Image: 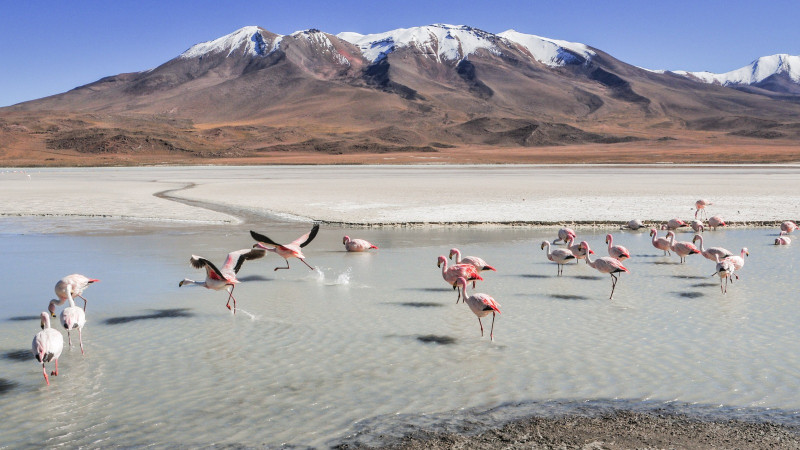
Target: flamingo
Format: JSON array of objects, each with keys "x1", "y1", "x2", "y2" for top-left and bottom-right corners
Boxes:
[
  {"x1": 449, "y1": 248, "x2": 497, "y2": 272},
  {"x1": 775, "y1": 235, "x2": 791, "y2": 245},
  {"x1": 178, "y1": 248, "x2": 266, "y2": 313},
  {"x1": 553, "y1": 227, "x2": 576, "y2": 244},
  {"x1": 727, "y1": 248, "x2": 749, "y2": 271},
  {"x1": 665, "y1": 231, "x2": 701, "y2": 263},
  {"x1": 50, "y1": 286, "x2": 86, "y2": 355},
  {"x1": 712, "y1": 254, "x2": 736, "y2": 294},
  {"x1": 604, "y1": 234, "x2": 630, "y2": 261},
  {"x1": 708, "y1": 216, "x2": 726, "y2": 230},
  {"x1": 690, "y1": 220, "x2": 704, "y2": 233},
  {"x1": 692, "y1": 234, "x2": 733, "y2": 262},
  {"x1": 540, "y1": 240, "x2": 576, "y2": 276},
  {"x1": 661, "y1": 218, "x2": 688, "y2": 231},
  {"x1": 565, "y1": 236, "x2": 593, "y2": 264},
  {"x1": 250, "y1": 223, "x2": 319, "y2": 271},
  {"x1": 32, "y1": 312, "x2": 63, "y2": 386},
  {"x1": 437, "y1": 256, "x2": 483, "y2": 301},
  {"x1": 650, "y1": 228, "x2": 672, "y2": 256},
  {"x1": 455, "y1": 277, "x2": 501, "y2": 341},
  {"x1": 343, "y1": 236, "x2": 378, "y2": 252},
  {"x1": 51, "y1": 274, "x2": 99, "y2": 314},
  {"x1": 581, "y1": 242, "x2": 630, "y2": 299},
  {"x1": 781, "y1": 221, "x2": 798, "y2": 234},
  {"x1": 695, "y1": 199, "x2": 712, "y2": 220},
  {"x1": 620, "y1": 219, "x2": 644, "y2": 230}
]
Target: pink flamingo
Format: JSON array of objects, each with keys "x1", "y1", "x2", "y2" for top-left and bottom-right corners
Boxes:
[
  {"x1": 708, "y1": 216, "x2": 726, "y2": 230},
  {"x1": 540, "y1": 240, "x2": 576, "y2": 276},
  {"x1": 455, "y1": 277, "x2": 501, "y2": 341},
  {"x1": 712, "y1": 254, "x2": 736, "y2": 294},
  {"x1": 565, "y1": 236, "x2": 593, "y2": 264},
  {"x1": 250, "y1": 223, "x2": 319, "y2": 271},
  {"x1": 605, "y1": 234, "x2": 630, "y2": 261},
  {"x1": 695, "y1": 199, "x2": 712, "y2": 220},
  {"x1": 581, "y1": 242, "x2": 630, "y2": 299},
  {"x1": 781, "y1": 221, "x2": 798, "y2": 234},
  {"x1": 437, "y1": 256, "x2": 483, "y2": 301},
  {"x1": 51, "y1": 274, "x2": 99, "y2": 314},
  {"x1": 51, "y1": 286, "x2": 86, "y2": 355},
  {"x1": 32, "y1": 312, "x2": 63, "y2": 386},
  {"x1": 179, "y1": 248, "x2": 266, "y2": 314},
  {"x1": 727, "y1": 248, "x2": 749, "y2": 271},
  {"x1": 553, "y1": 227, "x2": 576, "y2": 244},
  {"x1": 775, "y1": 235, "x2": 791, "y2": 245},
  {"x1": 650, "y1": 228, "x2": 672, "y2": 256},
  {"x1": 690, "y1": 220, "x2": 704, "y2": 233},
  {"x1": 343, "y1": 236, "x2": 378, "y2": 252},
  {"x1": 621, "y1": 219, "x2": 644, "y2": 230},
  {"x1": 692, "y1": 234, "x2": 733, "y2": 262},
  {"x1": 661, "y1": 218, "x2": 688, "y2": 231},
  {"x1": 449, "y1": 248, "x2": 496, "y2": 272},
  {"x1": 665, "y1": 231, "x2": 701, "y2": 263}
]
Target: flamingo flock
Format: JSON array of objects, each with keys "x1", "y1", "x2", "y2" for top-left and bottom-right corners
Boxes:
[{"x1": 25, "y1": 197, "x2": 796, "y2": 384}]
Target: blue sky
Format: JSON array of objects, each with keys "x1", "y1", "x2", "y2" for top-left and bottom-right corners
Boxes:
[{"x1": 1, "y1": 0, "x2": 798, "y2": 107}]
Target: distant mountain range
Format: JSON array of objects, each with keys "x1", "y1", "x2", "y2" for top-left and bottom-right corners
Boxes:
[{"x1": 2, "y1": 24, "x2": 799, "y2": 164}]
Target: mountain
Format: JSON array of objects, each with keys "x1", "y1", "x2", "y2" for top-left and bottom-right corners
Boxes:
[
  {"x1": 667, "y1": 54, "x2": 800, "y2": 95},
  {"x1": 2, "y1": 24, "x2": 800, "y2": 165}
]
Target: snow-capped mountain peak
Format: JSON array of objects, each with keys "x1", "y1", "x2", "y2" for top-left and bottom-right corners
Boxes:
[
  {"x1": 180, "y1": 26, "x2": 280, "y2": 59},
  {"x1": 498, "y1": 29, "x2": 595, "y2": 67},
  {"x1": 672, "y1": 54, "x2": 800, "y2": 86}
]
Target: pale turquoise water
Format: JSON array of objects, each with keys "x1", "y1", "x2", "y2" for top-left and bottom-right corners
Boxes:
[{"x1": 1, "y1": 218, "x2": 798, "y2": 447}]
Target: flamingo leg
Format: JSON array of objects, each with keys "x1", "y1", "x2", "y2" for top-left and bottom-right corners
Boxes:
[
  {"x1": 300, "y1": 258, "x2": 315, "y2": 270},
  {"x1": 52, "y1": 358, "x2": 59, "y2": 376},
  {"x1": 609, "y1": 273, "x2": 618, "y2": 299},
  {"x1": 78, "y1": 294, "x2": 89, "y2": 312},
  {"x1": 275, "y1": 260, "x2": 291, "y2": 271},
  {"x1": 226, "y1": 285, "x2": 237, "y2": 314},
  {"x1": 490, "y1": 312, "x2": 496, "y2": 341},
  {"x1": 78, "y1": 328, "x2": 85, "y2": 356},
  {"x1": 42, "y1": 364, "x2": 49, "y2": 385},
  {"x1": 67, "y1": 329, "x2": 73, "y2": 347},
  {"x1": 478, "y1": 317, "x2": 484, "y2": 336}
]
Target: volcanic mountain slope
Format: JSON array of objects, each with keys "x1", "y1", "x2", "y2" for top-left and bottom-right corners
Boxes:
[{"x1": 3, "y1": 24, "x2": 800, "y2": 165}]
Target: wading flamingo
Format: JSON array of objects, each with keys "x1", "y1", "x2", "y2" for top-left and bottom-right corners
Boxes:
[
  {"x1": 178, "y1": 248, "x2": 266, "y2": 314},
  {"x1": 343, "y1": 236, "x2": 378, "y2": 252},
  {"x1": 51, "y1": 287, "x2": 86, "y2": 355},
  {"x1": 695, "y1": 199, "x2": 712, "y2": 220},
  {"x1": 581, "y1": 242, "x2": 629, "y2": 299},
  {"x1": 565, "y1": 236, "x2": 593, "y2": 264},
  {"x1": 650, "y1": 228, "x2": 672, "y2": 256},
  {"x1": 51, "y1": 274, "x2": 99, "y2": 314},
  {"x1": 251, "y1": 224, "x2": 320, "y2": 271},
  {"x1": 692, "y1": 234, "x2": 733, "y2": 262},
  {"x1": 605, "y1": 234, "x2": 630, "y2": 261},
  {"x1": 553, "y1": 227, "x2": 576, "y2": 244},
  {"x1": 690, "y1": 220, "x2": 704, "y2": 233},
  {"x1": 775, "y1": 235, "x2": 791, "y2": 245},
  {"x1": 666, "y1": 231, "x2": 701, "y2": 263},
  {"x1": 712, "y1": 255, "x2": 736, "y2": 294},
  {"x1": 727, "y1": 248, "x2": 749, "y2": 271},
  {"x1": 708, "y1": 216, "x2": 726, "y2": 230},
  {"x1": 661, "y1": 218, "x2": 688, "y2": 231},
  {"x1": 449, "y1": 248, "x2": 496, "y2": 272},
  {"x1": 621, "y1": 219, "x2": 644, "y2": 230},
  {"x1": 540, "y1": 240, "x2": 576, "y2": 276},
  {"x1": 32, "y1": 312, "x2": 63, "y2": 386},
  {"x1": 781, "y1": 221, "x2": 798, "y2": 234},
  {"x1": 437, "y1": 256, "x2": 483, "y2": 301},
  {"x1": 455, "y1": 277, "x2": 501, "y2": 341}
]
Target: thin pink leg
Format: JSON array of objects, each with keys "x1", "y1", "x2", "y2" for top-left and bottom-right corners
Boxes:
[
  {"x1": 301, "y1": 258, "x2": 315, "y2": 270},
  {"x1": 79, "y1": 328, "x2": 85, "y2": 356},
  {"x1": 490, "y1": 313, "x2": 496, "y2": 341},
  {"x1": 275, "y1": 260, "x2": 291, "y2": 271},
  {"x1": 42, "y1": 364, "x2": 50, "y2": 385},
  {"x1": 51, "y1": 358, "x2": 59, "y2": 376},
  {"x1": 478, "y1": 317, "x2": 484, "y2": 336},
  {"x1": 79, "y1": 295, "x2": 89, "y2": 312}
]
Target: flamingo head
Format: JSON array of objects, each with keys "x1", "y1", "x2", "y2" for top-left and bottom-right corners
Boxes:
[
  {"x1": 660, "y1": 224, "x2": 668, "y2": 230},
  {"x1": 743, "y1": 247, "x2": 750, "y2": 257},
  {"x1": 540, "y1": 241, "x2": 549, "y2": 250},
  {"x1": 649, "y1": 228, "x2": 657, "y2": 237},
  {"x1": 692, "y1": 234, "x2": 701, "y2": 243},
  {"x1": 605, "y1": 234, "x2": 612, "y2": 244},
  {"x1": 666, "y1": 231, "x2": 675, "y2": 238},
  {"x1": 47, "y1": 300, "x2": 57, "y2": 318},
  {"x1": 448, "y1": 248, "x2": 458, "y2": 260},
  {"x1": 579, "y1": 241, "x2": 591, "y2": 253},
  {"x1": 40, "y1": 311, "x2": 49, "y2": 329},
  {"x1": 342, "y1": 236, "x2": 350, "y2": 245},
  {"x1": 437, "y1": 255, "x2": 447, "y2": 267}
]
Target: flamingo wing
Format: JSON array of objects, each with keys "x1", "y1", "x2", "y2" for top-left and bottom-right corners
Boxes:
[
  {"x1": 189, "y1": 255, "x2": 225, "y2": 281},
  {"x1": 223, "y1": 248, "x2": 267, "y2": 275},
  {"x1": 294, "y1": 223, "x2": 320, "y2": 248},
  {"x1": 479, "y1": 294, "x2": 501, "y2": 314},
  {"x1": 250, "y1": 230, "x2": 281, "y2": 247}
]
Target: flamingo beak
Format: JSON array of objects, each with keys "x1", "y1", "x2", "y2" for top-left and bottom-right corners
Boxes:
[{"x1": 590, "y1": 250, "x2": 595, "y2": 254}]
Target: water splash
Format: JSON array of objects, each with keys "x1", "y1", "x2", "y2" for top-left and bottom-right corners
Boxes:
[
  {"x1": 308, "y1": 267, "x2": 352, "y2": 286},
  {"x1": 234, "y1": 309, "x2": 257, "y2": 320}
]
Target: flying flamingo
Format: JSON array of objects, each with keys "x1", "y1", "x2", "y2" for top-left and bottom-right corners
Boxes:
[
  {"x1": 690, "y1": 220, "x2": 704, "y2": 233},
  {"x1": 343, "y1": 236, "x2": 378, "y2": 252},
  {"x1": 449, "y1": 248, "x2": 496, "y2": 272},
  {"x1": 712, "y1": 254, "x2": 736, "y2": 294},
  {"x1": 51, "y1": 274, "x2": 99, "y2": 314},
  {"x1": 251, "y1": 223, "x2": 320, "y2": 271},
  {"x1": 553, "y1": 227, "x2": 576, "y2": 244},
  {"x1": 32, "y1": 312, "x2": 63, "y2": 386},
  {"x1": 708, "y1": 216, "x2": 726, "y2": 230},
  {"x1": 775, "y1": 235, "x2": 791, "y2": 245},
  {"x1": 781, "y1": 221, "x2": 798, "y2": 234},
  {"x1": 692, "y1": 234, "x2": 733, "y2": 262},
  {"x1": 695, "y1": 199, "x2": 712, "y2": 220},
  {"x1": 620, "y1": 219, "x2": 644, "y2": 230},
  {"x1": 438, "y1": 256, "x2": 483, "y2": 301},
  {"x1": 565, "y1": 236, "x2": 593, "y2": 264},
  {"x1": 650, "y1": 228, "x2": 672, "y2": 256},
  {"x1": 604, "y1": 234, "x2": 630, "y2": 261},
  {"x1": 581, "y1": 242, "x2": 630, "y2": 299},
  {"x1": 665, "y1": 231, "x2": 701, "y2": 263},
  {"x1": 661, "y1": 218, "x2": 688, "y2": 231},
  {"x1": 455, "y1": 277, "x2": 501, "y2": 341},
  {"x1": 50, "y1": 286, "x2": 86, "y2": 355},
  {"x1": 540, "y1": 240, "x2": 576, "y2": 276},
  {"x1": 178, "y1": 248, "x2": 266, "y2": 314}
]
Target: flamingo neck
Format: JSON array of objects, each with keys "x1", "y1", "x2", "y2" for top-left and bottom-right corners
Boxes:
[
  {"x1": 452, "y1": 250, "x2": 462, "y2": 264},
  {"x1": 66, "y1": 289, "x2": 77, "y2": 308},
  {"x1": 584, "y1": 248, "x2": 596, "y2": 267},
  {"x1": 459, "y1": 282, "x2": 468, "y2": 300},
  {"x1": 695, "y1": 235, "x2": 705, "y2": 252}
]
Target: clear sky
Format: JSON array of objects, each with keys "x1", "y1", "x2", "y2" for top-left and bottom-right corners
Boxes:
[{"x1": 1, "y1": 0, "x2": 798, "y2": 107}]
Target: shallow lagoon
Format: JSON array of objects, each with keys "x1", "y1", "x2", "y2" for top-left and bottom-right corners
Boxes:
[{"x1": 1, "y1": 219, "x2": 798, "y2": 447}]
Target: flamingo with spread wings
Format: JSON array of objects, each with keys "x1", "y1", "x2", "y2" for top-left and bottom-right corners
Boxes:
[
  {"x1": 178, "y1": 248, "x2": 266, "y2": 313},
  {"x1": 251, "y1": 223, "x2": 320, "y2": 271}
]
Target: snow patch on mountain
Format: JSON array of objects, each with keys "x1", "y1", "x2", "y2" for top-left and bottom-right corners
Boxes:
[
  {"x1": 180, "y1": 26, "x2": 280, "y2": 59},
  {"x1": 498, "y1": 30, "x2": 595, "y2": 67},
  {"x1": 337, "y1": 24, "x2": 500, "y2": 63},
  {"x1": 672, "y1": 54, "x2": 800, "y2": 86}
]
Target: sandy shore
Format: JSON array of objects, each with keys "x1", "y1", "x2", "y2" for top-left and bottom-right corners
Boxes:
[{"x1": 2, "y1": 165, "x2": 799, "y2": 226}]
